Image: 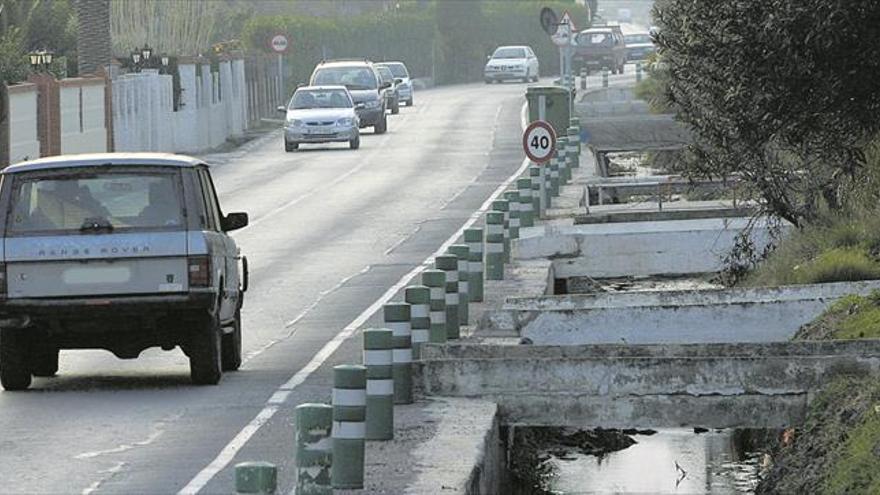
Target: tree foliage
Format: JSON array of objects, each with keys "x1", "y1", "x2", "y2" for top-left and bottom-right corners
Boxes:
[
  {"x1": 653, "y1": 0, "x2": 880, "y2": 226},
  {"x1": 0, "y1": 0, "x2": 77, "y2": 83}
]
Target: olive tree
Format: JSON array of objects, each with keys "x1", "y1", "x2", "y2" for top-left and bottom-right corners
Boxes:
[{"x1": 653, "y1": 0, "x2": 880, "y2": 226}]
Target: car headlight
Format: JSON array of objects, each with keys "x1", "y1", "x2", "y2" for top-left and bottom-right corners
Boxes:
[
  {"x1": 337, "y1": 118, "x2": 354, "y2": 126},
  {"x1": 364, "y1": 100, "x2": 380, "y2": 109},
  {"x1": 287, "y1": 119, "x2": 303, "y2": 128}
]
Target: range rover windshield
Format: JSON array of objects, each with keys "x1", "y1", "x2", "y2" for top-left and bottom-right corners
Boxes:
[{"x1": 6, "y1": 169, "x2": 185, "y2": 236}]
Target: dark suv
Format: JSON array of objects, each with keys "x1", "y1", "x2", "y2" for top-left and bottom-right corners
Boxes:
[
  {"x1": 310, "y1": 60, "x2": 391, "y2": 134},
  {"x1": 575, "y1": 25, "x2": 627, "y2": 74}
]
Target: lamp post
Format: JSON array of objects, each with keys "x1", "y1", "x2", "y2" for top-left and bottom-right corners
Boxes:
[
  {"x1": 28, "y1": 50, "x2": 54, "y2": 72},
  {"x1": 130, "y1": 45, "x2": 154, "y2": 73}
]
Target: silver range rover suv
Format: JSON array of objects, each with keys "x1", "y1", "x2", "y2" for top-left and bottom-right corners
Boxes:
[{"x1": 0, "y1": 154, "x2": 249, "y2": 390}]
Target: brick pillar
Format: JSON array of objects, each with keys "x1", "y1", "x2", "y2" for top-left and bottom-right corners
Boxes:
[
  {"x1": 29, "y1": 73, "x2": 61, "y2": 157},
  {"x1": 0, "y1": 83, "x2": 9, "y2": 168}
]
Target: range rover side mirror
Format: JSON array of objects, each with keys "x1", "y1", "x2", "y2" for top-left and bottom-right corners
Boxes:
[
  {"x1": 222, "y1": 212, "x2": 249, "y2": 232},
  {"x1": 380, "y1": 81, "x2": 392, "y2": 89}
]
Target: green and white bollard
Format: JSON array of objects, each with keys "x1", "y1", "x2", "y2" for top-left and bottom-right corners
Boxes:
[
  {"x1": 580, "y1": 67, "x2": 587, "y2": 89},
  {"x1": 383, "y1": 303, "x2": 412, "y2": 404},
  {"x1": 542, "y1": 161, "x2": 553, "y2": 207},
  {"x1": 602, "y1": 69, "x2": 609, "y2": 87},
  {"x1": 331, "y1": 365, "x2": 366, "y2": 489},
  {"x1": 295, "y1": 403, "x2": 333, "y2": 495},
  {"x1": 405, "y1": 285, "x2": 430, "y2": 359},
  {"x1": 463, "y1": 228, "x2": 484, "y2": 302},
  {"x1": 636, "y1": 62, "x2": 642, "y2": 82},
  {"x1": 557, "y1": 137, "x2": 570, "y2": 184},
  {"x1": 567, "y1": 123, "x2": 581, "y2": 168},
  {"x1": 517, "y1": 178, "x2": 535, "y2": 228},
  {"x1": 421, "y1": 270, "x2": 447, "y2": 343},
  {"x1": 529, "y1": 165, "x2": 544, "y2": 217},
  {"x1": 447, "y1": 244, "x2": 470, "y2": 327},
  {"x1": 485, "y1": 211, "x2": 505, "y2": 281},
  {"x1": 434, "y1": 254, "x2": 460, "y2": 339},
  {"x1": 236, "y1": 462, "x2": 277, "y2": 494},
  {"x1": 504, "y1": 190, "x2": 520, "y2": 239},
  {"x1": 549, "y1": 156, "x2": 560, "y2": 198},
  {"x1": 363, "y1": 328, "x2": 393, "y2": 441},
  {"x1": 491, "y1": 199, "x2": 510, "y2": 263}
]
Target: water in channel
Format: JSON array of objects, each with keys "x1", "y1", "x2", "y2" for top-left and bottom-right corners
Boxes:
[{"x1": 547, "y1": 428, "x2": 764, "y2": 494}]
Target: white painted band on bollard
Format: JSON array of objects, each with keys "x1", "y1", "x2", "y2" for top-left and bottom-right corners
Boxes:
[
  {"x1": 509, "y1": 202, "x2": 520, "y2": 211},
  {"x1": 469, "y1": 261, "x2": 484, "y2": 272},
  {"x1": 551, "y1": 170, "x2": 559, "y2": 177},
  {"x1": 411, "y1": 304, "x2": 429, "y2": 318},
  {"x1": 388, "y1": 321, "x2": 411, "y2": 337},
  {"x1": 366, "y1": 379, "x2": 394, "y2": 396},
  {"x1": 430, "y1": 311, "x2": 446, "y2": 324},
  {"x1": 445, "y1": 292, "x2": 459, "y2": 305},
  {"x1": 393, "y1": 348, "x2": 412, "y2": 363},
  {"x1": 486, "y1": 224, "x2": 503, "y2": 235},
  {"x1": 412, "y1": 329, "x2": 429, "y2": 343},
  {"x1": 467, "y1": 242, "x2": 484, "y2": 253},
  {"x1": 430, "y1": 287, "x2": 445, "y2": 299},
  {"x1": 332, "y1": 388, "x2": 367, "y2": 406},
  {"x1": 510, "y1": 218, "x2": 521, "y2": 228},
  {"x1": 363, "y1": 349, "x2": 393, "y2": 366},
  {"x1": 460, "y1": 281, "x2": 469, "y2": 293},
  {"x1": 457, "y1": 260, "x2": 467, "y2": 271},
  {"x1": 332, "y1": 421, "x2": 366, "y2": 439},
  {"x1": 520, "y1": 189, "x2": 533, "y2": 197},
  {"x1": 445, "y1": 271, "x2": 459, "y2": 283},
  {"x1": 486, "y1": 243, "x2": 504, "y2": 253}
]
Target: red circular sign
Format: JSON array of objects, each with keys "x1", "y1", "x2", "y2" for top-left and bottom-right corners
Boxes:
[
  {"x1": 522, "y1": 120, "x2": 557, "y2": 163},
  {"x1": 269, "y1": 34, "x2": 289, "y2": 54}
]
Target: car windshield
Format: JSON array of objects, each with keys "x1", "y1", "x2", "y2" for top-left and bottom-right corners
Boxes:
[
  {"x1": 625, "y1": 34, "x2": 653, "y2": 44},
  {"x1": 492, "y1": 48, "x2": 527, "y2": 59},
  {"x1": 290, "y1": 89, "x2": 353, "y2": 109},
  {"x1": 382, "y1": 63, "x2": 408, "y2": 78},
  {"x1": 580, "y1": 31, "x2": 613, "y2": 45},
  {"x1": 376, "y1": 67, "x2": 394, "y2": 83},
  {"x1": 313, "y1": 67, "x2": 377, "y2": 90},
  {"x1": 6, "y1": 170, "x2": 184, "y2": 235}
]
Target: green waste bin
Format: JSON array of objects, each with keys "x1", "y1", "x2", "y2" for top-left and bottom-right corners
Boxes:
[{"x1": 526, "y1": 86, "x2": 572, "y2": 138}]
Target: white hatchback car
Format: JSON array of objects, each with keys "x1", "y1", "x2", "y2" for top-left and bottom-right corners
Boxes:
[
  {"x1": 484, "y1": 45, "x2": 540, "y2": 83},
  {"x1": 278, "y1": 85, "x2": 360, "y2": 151}
]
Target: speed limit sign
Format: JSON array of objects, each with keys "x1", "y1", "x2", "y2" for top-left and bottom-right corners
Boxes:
[{"x1": 522, "y1": 120, "x2": 557, "y2": 163}]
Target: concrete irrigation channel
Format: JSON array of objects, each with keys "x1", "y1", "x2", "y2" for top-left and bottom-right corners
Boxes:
[{"x1": 369, "y1": 128, "x2": 880, "y2": 492}]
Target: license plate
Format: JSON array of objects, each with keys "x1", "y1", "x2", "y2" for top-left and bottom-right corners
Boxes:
[{"x1": 63, "y1": 266, "x2": 132, "y2": 284}]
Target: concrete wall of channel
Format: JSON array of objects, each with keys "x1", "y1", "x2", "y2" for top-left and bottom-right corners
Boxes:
[
  {"x1": 515, "y1": 217, "x2": 781, "y2": 278},
  {"x1": 501, "y1": 280, "x2": 880, "y2": 345},
  {"x1": 418, "y1": 340, "x2": 880, "y2": 429}
]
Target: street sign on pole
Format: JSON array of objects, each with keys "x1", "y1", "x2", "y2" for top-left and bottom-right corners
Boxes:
[
  {"x1": 523, "y1": 121, "x2": 557, "y2": 164},
  {"x1": 269, "y1": 34, "x2": 289, "y2": 54},
  {"x1": 540, "y1": 7, "x2": 558, "y2": 36}
]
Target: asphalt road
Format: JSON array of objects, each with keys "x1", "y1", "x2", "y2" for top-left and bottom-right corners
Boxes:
[{"x1": 0, "y1": 80, "x2": 530, "y2": 494}]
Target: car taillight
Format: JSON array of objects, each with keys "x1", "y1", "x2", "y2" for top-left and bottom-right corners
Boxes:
[{"x1": 188, "y1": 256, "x2": 211, "y2": 287}]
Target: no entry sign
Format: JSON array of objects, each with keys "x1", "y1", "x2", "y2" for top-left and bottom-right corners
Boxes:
[{"x1": 522, "y1": 121, "x2": 557, "y2": 163}]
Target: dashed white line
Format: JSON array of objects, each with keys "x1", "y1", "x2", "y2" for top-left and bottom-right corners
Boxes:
[{"x1": 177, "y1": 101, "x2": 530, "y2": 495}]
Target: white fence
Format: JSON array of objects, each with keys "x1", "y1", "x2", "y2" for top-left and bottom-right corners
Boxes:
[
  {"x1": 7, "y1": 84, "x2": 40, "y2": 164},
  {"x1": 60, "y1": 79, "x2": 108, "y2": 155},
  {"x1": 112, "y1": 59, "x2": 247, "y2": 153}
]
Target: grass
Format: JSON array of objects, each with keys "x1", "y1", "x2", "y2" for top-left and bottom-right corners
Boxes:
[
  {"x1": 745, "y1": 208, "x2": 880, "y2": 287},
  {"x1": 796, "y1": 292, "x2": 880, "y2": 340},
  {"x1": 824, "y1": 406, "x2": 880, "y2": 494}
]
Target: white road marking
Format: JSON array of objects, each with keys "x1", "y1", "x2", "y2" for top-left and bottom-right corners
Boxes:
[
  {"x1": 177, "y1": 101, "x2": 530, "y2": 495},
  {"x1": 81, "y1": 462, "x2": 127, "y2": 495}
]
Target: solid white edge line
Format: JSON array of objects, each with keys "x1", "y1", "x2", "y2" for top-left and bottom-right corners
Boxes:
[{"x1": 177, "y1": 101, "x2": 530, "y2": 495}]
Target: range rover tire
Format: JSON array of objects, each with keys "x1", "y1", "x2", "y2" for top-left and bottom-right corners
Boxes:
[
  {"x1": 285, "y1": 141, "x2": 298, "y2": 152},
  {"x1": 349, "y1": 135, "x2": 360, "y2": 150},
  {"x1": 1, "y1": 329, "x2": 32, "y2": 390},
  {"x1": 190, "y1": 315, "x2": 222, "y2": 385},
  {"x1": 31, "y1": 344, "x2": 59, "y2": 377},
  {"x1": 221, "y1": 309, "x2": 242, "y2": 372}
]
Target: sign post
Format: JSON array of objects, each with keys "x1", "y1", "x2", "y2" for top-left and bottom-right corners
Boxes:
[
  {"x1": 522, "y1": 120, "x2": 557, "y2": 164},
  {"x1": 269, "y1": 34, "x2": 289, "y2": 102},
  {"x1": 549, "y1": 11, "x2": 577, "y2": 115}
]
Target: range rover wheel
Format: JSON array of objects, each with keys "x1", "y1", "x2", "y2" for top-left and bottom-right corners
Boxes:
[
  {"x1": 350, "y1": 135, "x2": 360, "y2": 150},
  {"x1": 31, "y1": 343, "x2": 59, "y2": 377},
  {"x1": 285, "y1": 141, "x2": 298, "y2": 152},
  {"x1": 0, "y1": 329, "x2": 32, "y2": 391},
  {"x1": 190, "y1": 315, "x2": 222, "y2": 385},
  {"x1": 221, "y1": 309, "x2": 242, "y2": 372}
]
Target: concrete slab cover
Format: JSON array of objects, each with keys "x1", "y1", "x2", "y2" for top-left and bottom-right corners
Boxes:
[
  {"x1": 419, "y1": 340, "x2": 880, "y2": 428},
  {"x1": 501, "y1": 280, "x2": 880, "y2": 344}
]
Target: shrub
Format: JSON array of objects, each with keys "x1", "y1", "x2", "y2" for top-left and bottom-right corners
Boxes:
[{"x1": 792, "y1": 248, "x2": 880, "y2": 285}]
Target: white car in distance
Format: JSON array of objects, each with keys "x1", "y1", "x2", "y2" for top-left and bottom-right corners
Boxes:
[
  {"x1": 278, "y1": 86, "x2": 361, "y2": 152},
  {"x1": 484, "y1": 45, "x2": 540, "y2": 84}
]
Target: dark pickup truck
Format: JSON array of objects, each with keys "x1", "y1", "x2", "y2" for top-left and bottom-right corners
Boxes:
[{"x1": 574, "y1": 25, "x2": 627, "y2": 75}]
